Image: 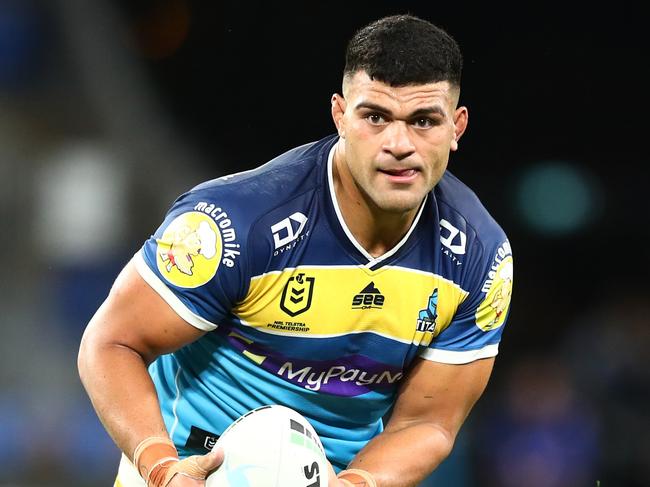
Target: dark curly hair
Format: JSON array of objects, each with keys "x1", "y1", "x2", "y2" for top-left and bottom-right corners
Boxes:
[{"x1": 344, "y1": 14, "x2": 462, "y2": 88}]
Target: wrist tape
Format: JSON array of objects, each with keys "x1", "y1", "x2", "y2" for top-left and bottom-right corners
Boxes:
[
  {"x1": 133, "y1": 437, "x2": 212, "y2": 487},
  {"x1": 338, "y1": 468, "x2": 378, "y2": 487},
  {"x1": 133, "y1": 437, "x2": 179, "y2": 487}
]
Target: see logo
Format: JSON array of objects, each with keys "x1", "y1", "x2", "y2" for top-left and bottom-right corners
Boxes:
[
  {"x1": 351, "y1": 282, "x2": 385, "y2": 309},
  {"x1": 280, "y1": 273, "x2": 315, "y2": 317}
]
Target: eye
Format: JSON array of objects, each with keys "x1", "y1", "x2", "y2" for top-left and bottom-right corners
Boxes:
[
  {"x1": 412, "y1": 117, "x2": 435, "y2": 129},
  {"x1": 366, "y1": 113, "x2": 386, "y2": 125}
]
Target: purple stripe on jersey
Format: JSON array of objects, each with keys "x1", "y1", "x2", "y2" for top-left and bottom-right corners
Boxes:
[{"x1": 224, "y1": 332, "x2": 404, "y2": 396}]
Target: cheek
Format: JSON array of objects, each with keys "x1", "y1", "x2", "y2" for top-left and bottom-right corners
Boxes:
[
  {"x1": 423, "y1": 131, "x2": 453, "y2": 157},
  {"x1": 348, "y1": 118, "x2": 375, "y2": 141},
  {"x1": 428, "y1": 127, "x2": 454, "y2": 145},
  {"x1": 346, "y1": 124, "x2": 378, "y2": 156},
  {"x1": 420, "y1": 141, "x2": 451, "y2": 174}
]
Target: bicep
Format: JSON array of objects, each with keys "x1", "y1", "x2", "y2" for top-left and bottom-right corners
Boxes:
[
  {"x1": 385, "y1": 357, "x2": 494, "y2": 438},
  {"x1": 81, "y1": 257, "x2": 207, "y2": 364}
]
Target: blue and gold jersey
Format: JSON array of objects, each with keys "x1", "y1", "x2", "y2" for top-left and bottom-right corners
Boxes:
[{"x1": 136, "y1": 134, "x2": 513, "y2": 470}]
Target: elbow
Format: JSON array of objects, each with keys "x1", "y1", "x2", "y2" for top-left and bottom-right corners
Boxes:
[
  {"x1": 430, "y1": 423, "x2": 456, "y2": 461},
  {"x1": 77, "y1": 324, "x2": 95, "y2": 388},
  {"x1": 77, "y1": 316, "x2": 109, "y2": 389},
  {"x1": 440, "y1": 435, "x2": 455, "y2": 462},
  {"x1": 77, "y1": 317, "x2": 152, "y2": 389}
]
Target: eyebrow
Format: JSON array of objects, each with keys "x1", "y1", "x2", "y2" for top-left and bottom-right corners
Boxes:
[{"x1": 355, "y1": 102, "x2": 446, "y2": 118}]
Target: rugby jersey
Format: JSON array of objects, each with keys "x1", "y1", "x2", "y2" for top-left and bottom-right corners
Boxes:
[{"x1": 135, "y1": 134, "x2": 514, "y2": 470}]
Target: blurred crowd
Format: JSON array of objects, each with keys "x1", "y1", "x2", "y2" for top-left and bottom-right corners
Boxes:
[
  {"x1": 0, "y1": 1, "x2": 647, "y2": 486},
  {"x1": 1, "y1": 1, "x2": 202, "y2": 484}
]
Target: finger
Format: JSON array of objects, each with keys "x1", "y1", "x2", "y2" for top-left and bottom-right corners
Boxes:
[
  {"x1": 163, "y1": 450, "x2": 224, "y2": 486},
  {"x1": 327, "y1": 462, "x2": 339, "y2": 487},
  {"x1": 196, "y1": 447, "x2": 224, "y2": 472}
]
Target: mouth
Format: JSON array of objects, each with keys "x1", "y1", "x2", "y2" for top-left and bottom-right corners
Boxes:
[{"x1": 378, "y1": 167, "x2": 419, "y2": 182}]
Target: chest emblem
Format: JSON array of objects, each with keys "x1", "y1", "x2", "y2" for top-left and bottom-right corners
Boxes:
[{"x1": 280, "y1": 273, "x2": 315, "y2": 317}]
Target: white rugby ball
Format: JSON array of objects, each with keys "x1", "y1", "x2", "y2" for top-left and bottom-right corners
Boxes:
[{"x1": 205, "y1": 405, "x2": 329, "y2": 487}]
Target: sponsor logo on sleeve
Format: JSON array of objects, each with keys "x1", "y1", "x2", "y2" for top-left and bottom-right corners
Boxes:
[
  {"x1": 440, "y1": 219, "x2": 466, "y2": 266},
  {"x1": 192, "y1": 202, "x2": 240, "y2": 267},
  {"x1": 476, "y1": 241, "x2": 513, "y2": 331},
  {"x1": 272, "y1": 212, "x2": 310, "y2": 256},
  {"x1": 416, "y1": 288, "x2": 439, "y2": 333},
  {"x1": 440, "y1": 219, "x2": 466, "y2": 254},
  {"x1": 156, "y1": 212, "x2": 222, "y2": 288},
  {"x1": 156, "y1": 203, "x2": 240, "y2": 287}
]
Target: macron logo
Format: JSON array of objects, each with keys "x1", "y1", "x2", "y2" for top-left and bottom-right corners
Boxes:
[{"x1": 271, "y1": 212, "x2": 308, "y2": 250}]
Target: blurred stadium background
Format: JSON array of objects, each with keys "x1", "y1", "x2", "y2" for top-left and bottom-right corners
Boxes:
[{"x1": 0, "y1": 1, "x2": 647, "y2": 486}]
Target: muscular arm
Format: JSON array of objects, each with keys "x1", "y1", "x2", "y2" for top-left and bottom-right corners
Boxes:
[
  {"x1": 77, "y1": 258, "x2": 206, "y2": 461},
  {"x1": 346, "y1": 356, "x2": 494, "y2": 486}
]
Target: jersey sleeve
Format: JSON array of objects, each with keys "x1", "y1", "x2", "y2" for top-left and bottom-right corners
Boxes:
[
  {"x1": 134, "y1": 188, "x2": 250, "y2": 331},
  {"x1": 420, "y1": 237, "x2": 514, "y2": 364}
]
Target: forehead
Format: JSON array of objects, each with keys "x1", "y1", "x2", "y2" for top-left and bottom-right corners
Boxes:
[{"x1": 344, "y1": 71, "x2": 457, "y2": 112}]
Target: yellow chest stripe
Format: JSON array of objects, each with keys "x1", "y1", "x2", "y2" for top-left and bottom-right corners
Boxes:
[{"x1": 233, "y1": 266, "x2": 468, "y2": 345}]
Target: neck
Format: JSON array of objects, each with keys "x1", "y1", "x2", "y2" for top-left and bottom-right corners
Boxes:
[{"x1": 332, "y1": 143, "x2": 420, "y2": 258}]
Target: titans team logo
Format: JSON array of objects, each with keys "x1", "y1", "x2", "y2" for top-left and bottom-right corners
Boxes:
[
  {"x1": 476, "y1": 256, "x2": 513, "y2": 331},
  {"x1": 156, "y1": 212, "x2": 222, "y2": 288},
  {"x1": 416, "y1": 288, "x2": 438, "y2": 332}
]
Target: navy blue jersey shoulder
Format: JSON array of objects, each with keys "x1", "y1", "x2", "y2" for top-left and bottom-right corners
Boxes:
[
  {"x1": 433, "y1": 170, "x2": 511, "y2": 316},
  {"x1": 435, "y1": 171, "x2": 506, "y2": 247},
  {"x1": 173, "y1": 135, "x2": 337, "y2": 280},
  {"x1": 190, "y1": 136, "x2": 336, "y2": 207}
]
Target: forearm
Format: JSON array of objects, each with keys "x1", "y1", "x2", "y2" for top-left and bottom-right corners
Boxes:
[
  {"x1": 347, "y1": 422, "x2": 454, "y2": 487},
  {"x1": 78, "y1": 338, "x2": 169, "y2": 461}
]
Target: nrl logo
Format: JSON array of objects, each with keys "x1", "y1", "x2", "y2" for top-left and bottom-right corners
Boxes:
[{"x1": 280, "y1": 273, "x2": 315, "y2": 317}]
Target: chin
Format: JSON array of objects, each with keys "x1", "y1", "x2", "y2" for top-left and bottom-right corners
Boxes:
[{"x1": 376, "y1": 195, "x2": 424, "y2": 214}]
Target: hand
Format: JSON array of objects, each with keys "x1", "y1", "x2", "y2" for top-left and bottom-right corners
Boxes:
[
  {"x1": 335, "y1": 468, "x2": 377, "y2": 487},
  {"x1": 326, "y1": 461, "x2": 349, "y2": 487},
  {"x1": 329, "y1": 478, "x2": 351, "y2": 487},
  {"x1": 164, "y1": 448, "x2": 224, "y2": 486}
]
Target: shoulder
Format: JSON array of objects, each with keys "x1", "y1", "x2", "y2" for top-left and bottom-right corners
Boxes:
[
  {"x1": 172, "y1": 136, "x2": 336, "y2": 229},
  {"x1": 163, "y1": 135, "x2": 337, "y2": 273},
  {"x1": 140, "y1": 136, "x2": 337, "y2": 307},
  {"x1": 191, "y1": 136, "x2": 336, "y2": 203},
  {"x1": 432, "y1": 171, "x2": 512, "y2": 295},
  {"x1": 435, "y1": 171, "x2": 508, "y2": 255},
  {"x1": 421, "y1": 172, "x2": 514, "y2": 354}
]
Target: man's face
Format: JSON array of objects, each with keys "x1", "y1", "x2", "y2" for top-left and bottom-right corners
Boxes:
[{"x1": 332, "y1": 71, "x2": 467, "y2": 214}]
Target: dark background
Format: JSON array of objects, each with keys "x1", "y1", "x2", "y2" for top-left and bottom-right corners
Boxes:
[
  {"x1": 112, "y1": 0, "x2": 648, "y2": 348},
  {"x1": 0, "y1": 1, "x2": 647, "y2": 485}
]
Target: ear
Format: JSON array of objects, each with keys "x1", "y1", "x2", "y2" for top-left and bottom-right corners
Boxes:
[
  {"x1": 331, "y1": 93, "x2": 347, "y2": 139},
  {"x1": 450, "y1": 106, "x2": 468, "y2": 152}
]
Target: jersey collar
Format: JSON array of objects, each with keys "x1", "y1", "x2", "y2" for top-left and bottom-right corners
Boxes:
[{"x1": 326, "y1": 142, "x2": 428, "y2": 268}]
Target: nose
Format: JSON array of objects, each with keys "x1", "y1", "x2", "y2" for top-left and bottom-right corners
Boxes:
[{"x1": 382, "y1": 121, "x2": 416, "y2": 160}]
